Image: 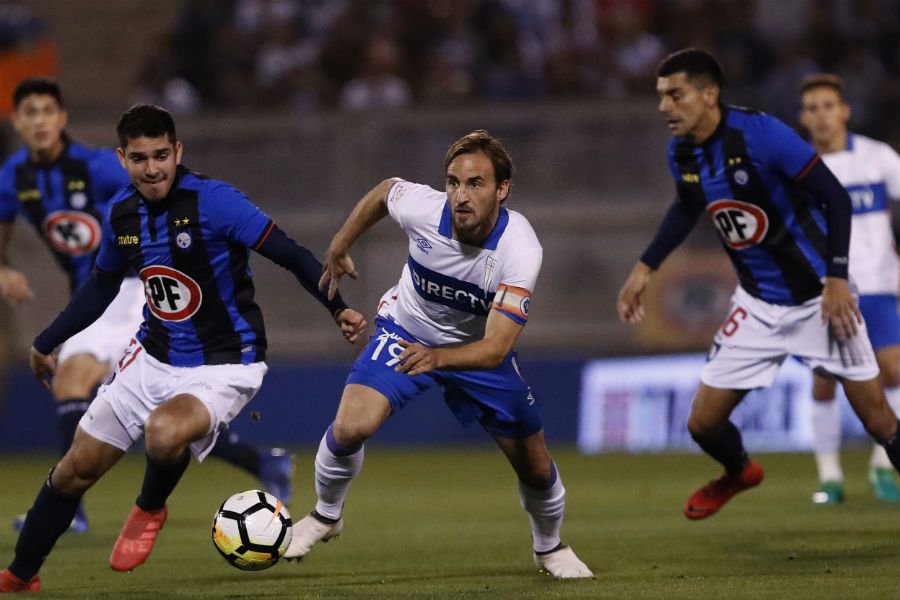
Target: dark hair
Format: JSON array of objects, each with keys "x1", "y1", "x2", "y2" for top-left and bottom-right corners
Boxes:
[
  {"x1": 798, "y1": 73, "x2": 845, "y2": 101},
  {"x1": 444, "y1": 130, "x2": 514, "y2": 194},
  {"x1": 116, "y1": 104, "x2": 177, "y2": 148},
  {"x1": 14, "y1": 77, "x2": 64, "y2": 108},
  {"x1": 657, "y1": 48, "x2": 724, "y2": 89}
]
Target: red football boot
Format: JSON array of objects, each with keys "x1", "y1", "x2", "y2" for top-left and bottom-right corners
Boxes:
[
  {"x1": 109, "y1": 505, "x2": 168, "y2": 572},
  {"x1": 684, "y1": 460, "x2": 764, "y2": 520},
  {"x1": 0, "y1": 569, "x2": 40, "y2": 593}
]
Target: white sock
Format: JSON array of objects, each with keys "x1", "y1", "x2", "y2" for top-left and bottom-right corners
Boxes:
[
  {"x1": 810, "y1": 399, "x2": 843, "y2": 483},
  {"x1": 313, "y1": 429, "x2": 364, "y2": 521},
  {"x1": 519, "y1": 464, "x2": 565, "y2": 554}
]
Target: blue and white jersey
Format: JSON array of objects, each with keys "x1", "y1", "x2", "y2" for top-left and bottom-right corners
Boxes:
[
  {"x1": 0, "y1": 139, "x2": 130, "y2": 293},
  {"x1": 95, "y1": 166, "x2": 272, "y2": 367},
  {"x1": 668, "y1": 106, "x2": 829, "y2": 306},
  {"x1": 379, "y1": 179, "x2": 543, "y2": 347},
  {"x1": 820, "y1": 133, "x2": 900, "y2": 295}
]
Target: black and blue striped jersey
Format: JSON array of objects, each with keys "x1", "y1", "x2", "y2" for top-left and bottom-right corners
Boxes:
[
  {"x1": 667, "y1": 106, "x2": 831, "y2": 305},
  {"x1": 0, "y1": 138, "x2": 130, "y2": 293},
  {"x1": 96, "y1": 166, "x2": 273, "y2": 367}
]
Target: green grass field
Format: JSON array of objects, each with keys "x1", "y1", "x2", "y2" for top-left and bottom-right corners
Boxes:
[{"x1": 1, "y1": 446, "x2": 899, "y2": 599}]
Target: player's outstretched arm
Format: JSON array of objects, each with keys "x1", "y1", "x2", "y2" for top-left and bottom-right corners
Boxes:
[
  {"x1": 320, "y1": 178, "x2": 400, "y2": 300},
  {"x1": 254, "y1": 224, "x2": 363, "y2": 338},
  {"x1": 617, "y1": 261, "x2": 654, "y2": 324}
]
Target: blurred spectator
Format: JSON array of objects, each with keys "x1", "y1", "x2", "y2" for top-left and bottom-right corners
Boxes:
[
  {"x1": 133, "y1": 35, "x2": 201, "y2": 116},
  {"x1": 340, "y1": 35, "x2": 412, "y2": 111}
]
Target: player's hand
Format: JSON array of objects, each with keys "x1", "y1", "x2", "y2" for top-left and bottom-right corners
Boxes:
[
  {"x1": 0, "y1": 267, "x2": 34, "y2": 305},
  {"x1": 334, "y1": 308, "x2": 367, "y2": 344},
  {"x1": 617, "y1": 262, "x2": 654, "y2": 323},
  {"x1": 29, "y1": 345, "x2": 56, "y2": 389},
  {"x1": 319, "y1": 250, "x2": 358, "y2": 300},
  {"x1": 821, "y1": 277, "x2": 862, "y2": 341},
  {"x1": 395, "y1": 340, "x2": 440, "y2": 376}
]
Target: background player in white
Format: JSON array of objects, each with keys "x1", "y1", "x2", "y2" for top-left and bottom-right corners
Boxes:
[
  {"x1": 283, "y1": 130, "x2": 592, "y2": 578},
  {"x1": 798, "y1": 73, "x2": 900, "y2": 504}
]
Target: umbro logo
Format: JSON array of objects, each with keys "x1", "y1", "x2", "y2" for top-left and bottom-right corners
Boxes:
[{"x1": 415, "y1": 238, "x2": 432, "y2": 254}]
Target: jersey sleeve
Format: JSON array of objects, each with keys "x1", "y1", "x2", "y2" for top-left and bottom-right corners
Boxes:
[
  {"x1": 0, "y1": 162, "x2": 19, "y2": 223},
  {"x1": 90, "y1": 149, "x2": 131, "y2": 206},
  {"x1": 493, "y1": 247, "x2": 543, "y2": 325},
  {"x1": 386, "y1": 179, "x2": 446, "y2": 233},
  {"x1": 94, "y1": 202, "x2": 129, "y2": 273},
  {"x1": 205, "y1": 182, "x2": 273, "y2": 248},
  {"x1": 753, "y1": 114, "x2": 818, "y2": 178}
]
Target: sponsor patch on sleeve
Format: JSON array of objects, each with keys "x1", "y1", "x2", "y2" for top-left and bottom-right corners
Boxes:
[{"x1": 492, "y1": 284, "x2": 531, "y2": 324}]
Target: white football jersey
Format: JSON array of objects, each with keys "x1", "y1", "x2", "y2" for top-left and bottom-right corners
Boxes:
[
  {"x1": 378, "y1": 179, "x2": 543, "y2": 346},
  {"x1": 821, "y1": 133, "x2": 900, "y2": 295}
]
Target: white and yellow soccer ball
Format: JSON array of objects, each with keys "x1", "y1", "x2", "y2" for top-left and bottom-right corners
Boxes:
[{"x1": 212, "y1": 490, "x2": 292, "y2": 571}]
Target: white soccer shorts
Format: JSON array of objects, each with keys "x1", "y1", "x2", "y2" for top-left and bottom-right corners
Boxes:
[
  {"x1": 79, "y1": 340, "x2": 267, "y2": 460},
  {"x1": 701, "y1": 285, "x2": 879, "y2": 389},
  {"x1": 57, "y1": 276, "x2": 146, "y2": 368}
]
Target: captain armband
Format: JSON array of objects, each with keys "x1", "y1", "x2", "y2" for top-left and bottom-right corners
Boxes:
[{"x1": 492, "y1": 284, "x2": 532, "y2": 325}]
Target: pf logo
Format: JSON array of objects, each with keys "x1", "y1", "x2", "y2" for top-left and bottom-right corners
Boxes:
[
  {"x1": 140, "y1": 265, "x2": 202, "y2": 321},
  {"x1": 42, "y1": 211, "x2": 101, "y2": 256},
  {"x1": 707, "y1": 200, "x2": 769, "y2": 250}
]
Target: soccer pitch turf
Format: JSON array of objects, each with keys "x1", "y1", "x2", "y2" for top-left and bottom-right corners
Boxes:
[{"x1": 1, "y1": 447, "x2": 898, "y2": 599}]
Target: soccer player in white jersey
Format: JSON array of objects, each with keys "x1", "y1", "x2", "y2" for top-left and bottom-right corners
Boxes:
[
  {"x1": 799, "y1": 73, "x2": 900, "y2": 504},
  {"x1": 282, "y1": 130, "x2": 592, "y2": 578}
]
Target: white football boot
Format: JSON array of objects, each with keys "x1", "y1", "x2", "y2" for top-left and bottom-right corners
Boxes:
[
  {"x1": 283, "y1": 513, "x2": 343, "y2": 561},
  {"x1": 533, "y1": 545, "x2": 593, "y2": 578}
]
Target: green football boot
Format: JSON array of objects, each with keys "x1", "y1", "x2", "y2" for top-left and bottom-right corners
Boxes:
[
  {"x1": 811, "y1": 480, "x2": 844, "y2": 505},
  {"x1": 869, "y1": 467, "x2": 900, "y2": 502}
]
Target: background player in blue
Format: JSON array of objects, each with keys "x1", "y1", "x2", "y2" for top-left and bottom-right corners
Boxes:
[
  {"x1": 798, "y1": 73, "x2": 900, "y2": 504},
  {"x1": 0, "y1": 104, "x2": 367, "y2": 592},
  {"x1": 282, "y1": 131, "x2": 592, "y2": 578},
  {"x1": 0, "y1": 79, "x2": 298, "y2": 536},
  {"x1": 617, "y1": 49, "x2": 900, "y2": 521}
]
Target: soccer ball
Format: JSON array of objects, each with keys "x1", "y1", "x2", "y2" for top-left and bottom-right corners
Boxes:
[{"x1": 212, "y1": 489, "x2": 292, "y2": 571}]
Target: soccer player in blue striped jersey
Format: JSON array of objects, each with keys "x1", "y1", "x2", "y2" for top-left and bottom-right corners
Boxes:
[
  {"x1": 0, "y1": 104, "x2": 367, "y2": 592},
  {"x1": 617, "y1": 48, "x2": 900, "y2": 521},
  {"x1": 0, "y1": 79, "x2": 298, "y2": 537}
]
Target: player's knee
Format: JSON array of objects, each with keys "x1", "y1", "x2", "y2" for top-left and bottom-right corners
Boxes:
[
  {"x1": 331, "y1": 417, "x2": 373, "y2": 448},
  {"x1": 519, "y1": 461, "x2": 555, "y2": 490},
  {"x1": 687, "y1": 414, "x2": 719, "y2": 439},
  {"x1": 145, "y1": 413, "x2": 190, "y2": 461}
]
